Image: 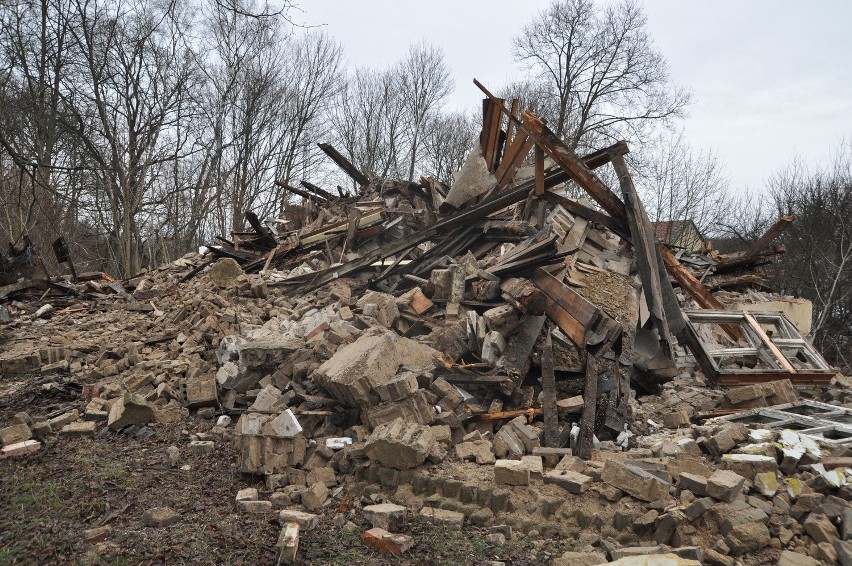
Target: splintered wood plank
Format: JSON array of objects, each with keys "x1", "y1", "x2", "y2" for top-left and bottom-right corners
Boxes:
[
  {"x1": 480, "y1": 98, "x2": 504, "y2": 171},
  {"x1": 520, "y1": 110, "x2": 627, "y2": 225},
  {"x1": 409, "y1": 287, "x2": 434, "y2": 315},
  {"x1": 532, "y1": 268, "x2": 598, "y2": 347},
  {"x1": 534, "y1": 144, "x2": 545, "y2": 196},
  {"x1": 741, "y1": 214, "x2": 795, "y2": 259},
  {"x1": 541, "y1": 330, "x2": 559, "y2": 447},
  {"x1": 576, "y1": 354, "x2": 598, "y2": 460},
  {"x1": 505, "y1": 98, "x2": 520, "y2": 144},
  {"x1": 542, "y1": 191, "x2": 630, "y2": 241},
  {"x1": 498, "y1": 314, "x2": 547, "y2": 376},
  {"x1": 742, "y1": 311, "x2": 796, "y2": 373},
  {"x1": 494, "y1": 133, "x2": 535, "y2": 188}
]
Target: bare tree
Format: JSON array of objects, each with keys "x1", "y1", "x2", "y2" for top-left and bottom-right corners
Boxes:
[
  {"x1": 635, "y1": 129, "x2": 731, "y2": 239},
  {"x1": 63, "y1": 0, "x2": 201, "y2": 276},
  {"x1": 199, "y1": 0, "x2": 342, "y2": 236},
  {"x1": 511, "y1": 0, "x2": 690, "y2": 152},
  {"x1": 398, "y1": 40, "x2": 453, "y2": 181},
  {"x1": 331, "y1": 67, "x2": 408, "y2": 181},
  {"x1": 767, "y1": 143, "x2": 852, "y2": 372},
  {"x1": 0, "y1": 0, "x2": 82, "y2": 265},
  {"x1": 421, "y1": 110, "x2": 478, "y2": 185}
]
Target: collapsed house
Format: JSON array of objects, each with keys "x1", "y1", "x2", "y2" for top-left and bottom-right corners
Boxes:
[{"x1": 1, "y1": 83, "x2": 850, "y2": 565}]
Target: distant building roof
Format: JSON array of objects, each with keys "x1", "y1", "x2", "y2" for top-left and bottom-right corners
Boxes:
[{"x1": 651, "y1": 219, "x2": 705, "y2": 251}]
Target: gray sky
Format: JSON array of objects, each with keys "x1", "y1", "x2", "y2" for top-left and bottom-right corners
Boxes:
[{"x1": 304, "y1": 0, "x2": 852, "y2": 193}]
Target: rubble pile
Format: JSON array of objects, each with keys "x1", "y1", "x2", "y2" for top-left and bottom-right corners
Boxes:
[{"x1": 2, "y1": 86, "x2": 851, "y2": 565}]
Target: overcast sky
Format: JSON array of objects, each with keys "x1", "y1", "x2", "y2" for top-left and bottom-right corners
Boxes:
[{"x1": 303, "y1": 0, "x2": 852, "y2": 193}]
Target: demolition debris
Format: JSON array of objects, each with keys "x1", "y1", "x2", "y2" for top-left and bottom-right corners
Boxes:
[{"x1": 1, "y1": 81, "x2": 849, "y2": 565}]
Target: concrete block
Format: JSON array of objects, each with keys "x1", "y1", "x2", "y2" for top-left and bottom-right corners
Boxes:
[
  {"x1": 60, "y1": 421, "x2": 97, "y2": 436},
  {"x1": 276, "y1": 523, "x2": 299, "y2": 564},
  {"x1": 418, "y1": 506, "x2": 464, "y2": 528},
  {"x1": 707, "y1": 470, "x2": 746, "y2": 502},
  {"x1": 278, "y1": 510, "x2": 319, "y2": 531},
  {"x1": 363, "y1": 418, "x2": 435, "y2": 470},
  {"x1": 720, "y1": 453, "x2": 777, "y2": 478},
  {"x1": 238, "y1": 500, "x2": 273, "y2": 514},
  {"x1": 363, "y1": 503, "x2": 407, "y2": 531},
  {"x1": 677, "y1": 472, "x2": 708, "y2": 496},
  {"x1": 601, "y1": 459, "x2": 670, "y2": 502},
  {"x1": 494, "y1": 459, "x2": 530, "y2": 486},
  {"x1": 543, "y1": 469, "x2": 592, "y2": 494}
]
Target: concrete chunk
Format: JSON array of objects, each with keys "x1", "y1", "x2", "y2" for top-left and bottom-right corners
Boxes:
[
  {"x1": 278, "y1": 510, "x2": 319, "y2": 531},
  {"x1": 602, "y1": 459, "x2": 670, "y2": 502},
  {"x1": 725, "y1": 521, "x2": 770, "y2": 555},
  {"x1": 373, "y1": 372, "x2": 419, "y2": 402},
  {"x1": 419, "y1": 506, "x2": 464, "y2": 528},
  {"x1": 544, "y1": 469, "x2": 593, "y2": 494},
  {"x1": 363, "y1": 503, "x2": 407, "y2": 531},
  {"x1": 804, "y1": 512, "x2": 839, "y2": 544},
  {"x1": 707, "y1": 469, "x2": 746, "y2": 502},
  {"x1": 142, "y1": 507, "x2": 180, "y2": 527},
  {"x1": 1, "y1": 439, "x2": 40, "y2": 457},
  {"x1": 364, "y1": 418, "x2": 435, "y2": 470},
  {"x1": 185, "y1": 373, "x2": 218, "y2": 408},
  {"x1": 721, "y1": 507, "x2": 769, "y2": 536},
  {"x1": 455, "y1": 440, "x2": 496, "y2": 464},
  {"x1": 276, "y1": 523, "x2": 299, "y2": 564},
  {"x1": 494, "y1": 459, "x2": 530, "y2": 485},
  {"x1": 108, "y1": 393, "x2": 155, "y2": 430},
  {"x1": 684, "y1": 497, "x2": 715, "y2": 521},
  {"x1": 0, "y1": 423, "x2": 32, "y2": 445},
  {"x1": 270, "y1": 409, "x2": 303, "y2": 438}
]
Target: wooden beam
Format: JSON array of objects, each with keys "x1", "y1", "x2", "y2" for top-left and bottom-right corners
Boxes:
[
  {"x1": 521, "y1": 112, "x2": 628, "y2": 224},
  {"x1": 317, "y1": 142, "x2": 370, "y2": 187},
  {"x1": 275, "y1": 179, "x2": 327, "y2": 203},
  {"x1": 534, "y1": 144, "x2": 545, "y2": 196},
  {"x1": 610, "y1": 153, "x2": 678, "y2": 353},
  {"x1": 480, "y1": 98, "x2": 504, "y2": 171},
  {"x1": 475, "y1": 80, "x2": 629, "y2": 225},
  {"x1": 575, "y1": 354, "x2": 598, "y2": 460},
  {"x1": 741, "y1": 214, "x2": 795, "y2": 260},
  {"x1": 659, "y1": 246, "x2": 745, "y2": 342},
  {"x1": 300, "y1": 180, "x2": 338, "y2": 202},
  {"x1": 541, "y1": 330, "x2": 559, "y2": 447}
]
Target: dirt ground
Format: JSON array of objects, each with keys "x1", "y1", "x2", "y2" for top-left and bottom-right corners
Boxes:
[{"x1": 0, "y1": 372, "x2": 565, "y2": 566}]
